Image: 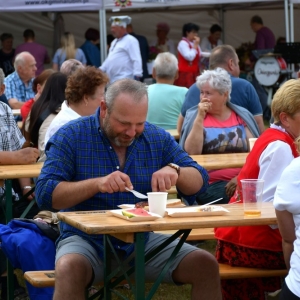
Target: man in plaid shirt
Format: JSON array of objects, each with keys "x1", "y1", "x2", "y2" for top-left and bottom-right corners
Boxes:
[
  {"x1": 36, "y1": 79, "x2": 222, "y2": 300},
  {"x1": 4, "y1": 51, "x2": 36, "y2": 109}
]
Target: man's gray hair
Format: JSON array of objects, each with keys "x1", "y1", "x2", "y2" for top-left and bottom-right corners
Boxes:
[
  {"x1": 105, "y1": 79, "x2": 148, "y2": 113},
  {"x1": 0, "y1": 68, "x2": 4, "y2": 86},
  {"x1": 209, "y1": 45, "x2": 237, "y2": 70},
  {"x1": 196, "y1": 67, "x2": 232, "y2": 101},
  {"x1": 153, "y1": 52, "x2": 178, "y2": 80},
  {"x1": 14, "y1": 51, "x2": 31, "y2": 69},
  {"x1": 60, "y1": 59, "x2": 84, "y2": 77}
]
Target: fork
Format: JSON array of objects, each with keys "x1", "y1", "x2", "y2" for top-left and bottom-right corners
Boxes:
[
  {"x1": 199, "y1": 198, "x2": 223, "y2": 208},
  {"x1": 125, "y1": 187, "x2": 148, "y2": 199}
]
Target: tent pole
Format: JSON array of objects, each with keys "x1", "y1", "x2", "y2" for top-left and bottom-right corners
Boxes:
[
  {"x1": 289, "y1": 0, "x2": 295, "y2": 75},
  {"x1": 290, "y1": 1, "x2": 294, "y2": 43},
  {"x1": 99, "y1": 9, "x2": 107, "y2": 64},
  {"x1": 284, "y1": 0, "x2": 290, "y2": 42},
  {"x1": 220, "y1": 5, "x2": 225, "y2": 44}
]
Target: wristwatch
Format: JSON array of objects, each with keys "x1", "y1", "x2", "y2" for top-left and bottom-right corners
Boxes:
[{"x1": 167, "y1": 163, "x2": 180, "y2": 176}]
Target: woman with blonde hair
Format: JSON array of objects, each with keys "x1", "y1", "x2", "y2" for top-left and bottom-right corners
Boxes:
[
  {"x1": 215, "y1": 79, "x2": 300, "y2": 299},
  {"x1": 52, "y1": 32, "x2": 86, "y2": 70}
]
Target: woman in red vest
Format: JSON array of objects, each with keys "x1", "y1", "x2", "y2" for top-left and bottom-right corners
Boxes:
[
  {"x1": 174, "y1": 23, "x2": 200, "y2": 88},
  {"x1": 215, "y1": 79, "x2": 300, "y2": 299}
]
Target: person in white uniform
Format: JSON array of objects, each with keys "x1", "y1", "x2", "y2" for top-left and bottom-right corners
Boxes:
[
  {"x1": 100, "y1": 16, "x2": 142, "y2": 83},
  {"x1": 274, "y1": 146, "x2": 300, "y2": 300}
]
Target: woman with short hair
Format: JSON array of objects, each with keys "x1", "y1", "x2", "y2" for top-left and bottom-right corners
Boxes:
[
  {"x1": 45, "y1": 66, "x2": 109, "y2": 145},
  {"x1": 200, "y1": 24, "x2": 223, "y2": 53},
  {"x1": 215, "y1": 79, "x2": 300, "y2": 299},
  {"x1": 174, "y1": 23, "x2": 201, "y2": 88},
  {"x1": 180, "y1": 67, "x2": 259, "y2": 205}
]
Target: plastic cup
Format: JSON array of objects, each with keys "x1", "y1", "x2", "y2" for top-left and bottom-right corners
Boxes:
[
  {"x1": 248, "y1": 138, "x2": 258, "y2": 151},
  {"x1": 241, "y1": 179, "x2": 264, "y2": 217},
  {"x1": 147, "y1": 192, "x2": 168, "y2": 217}
]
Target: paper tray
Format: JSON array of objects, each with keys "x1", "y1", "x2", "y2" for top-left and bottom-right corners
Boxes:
[
  {"x1": 118, "y1": 201, "x2": 186, "y2": 210},
  {"x1": 166, "y1": 205, "x2": 229, "y2": 218},
  {"x1": 108, "y1": 209, "x2": 162, "y2": 222}
]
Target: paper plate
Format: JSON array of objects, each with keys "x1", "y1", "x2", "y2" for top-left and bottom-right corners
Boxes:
[
  {"x1": 166, "y1": 205, "x2": 229, "y2": 218},
  {"x1": 108, "y1": 209, "x2": 162, "y2": 222}
]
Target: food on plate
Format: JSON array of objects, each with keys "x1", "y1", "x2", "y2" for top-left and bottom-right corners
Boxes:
[
  {"x1": 197, "y1": 206, "x2": 213, "y2": 212},
  {"x1": 196, "y1": 205, "x2": 224, "y2": 212},
  {"x1": 122, "y1": 208, "x2": 151, "y2": 218},
  {"x1": 135, "y1": 199, "x2": 182, "y2": 209},
  {"x1": 135, "y1": 201, "x2": 148, "y2": 209}
]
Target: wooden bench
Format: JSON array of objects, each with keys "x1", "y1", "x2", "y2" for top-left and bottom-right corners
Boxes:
[
  {"x1": 24, "y1": 265, "x2": 288, "y2": 288},
  {"x1": 155, "y1": 228, "x2": 215, "y2": 241}
]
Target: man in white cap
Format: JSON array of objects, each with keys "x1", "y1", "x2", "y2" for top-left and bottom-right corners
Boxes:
[{"x1": 100, "y1": 16, "x2": 143, "y2": 83}]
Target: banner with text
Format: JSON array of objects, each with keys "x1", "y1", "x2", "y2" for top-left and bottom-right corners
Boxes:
[
  {"x1": 0, "y1": 0, "x2": 103, "y2": 11},
  {"x1": 107, "y1": 0, "x2": 278, "y2": 9}
]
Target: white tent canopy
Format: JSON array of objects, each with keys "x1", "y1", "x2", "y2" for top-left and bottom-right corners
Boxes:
[{"x1": 0, "y1": 0, "x2": 297, "y2": 65}]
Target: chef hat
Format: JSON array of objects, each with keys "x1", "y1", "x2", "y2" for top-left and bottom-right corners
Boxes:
[{"x1": 109, "y1": 16, "x2": 132, "y2": 28}]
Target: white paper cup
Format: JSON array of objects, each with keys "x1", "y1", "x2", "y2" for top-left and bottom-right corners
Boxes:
[
  {"x1": 248, "y1": 138, "x2": 258, "y2": 151},
  {"x1": 147, "y1": 192, "x2": 168, "y2": 217}
]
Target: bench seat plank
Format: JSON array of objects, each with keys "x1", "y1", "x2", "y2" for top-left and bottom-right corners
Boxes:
[{"x1": 25, "y1": 264, "x2": 288, "y2": 288}]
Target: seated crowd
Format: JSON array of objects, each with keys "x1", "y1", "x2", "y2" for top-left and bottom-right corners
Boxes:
[{"x1": 0, "y1": 22, "x2": 299, "y2": 300}]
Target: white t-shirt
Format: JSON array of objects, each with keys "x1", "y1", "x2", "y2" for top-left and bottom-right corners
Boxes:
[
  {"x1": 200, "y1": 36, "x2": 223, "y2": 53},
  {"x1": 274, "y1": 157, "x2": 300, "y2": 297},
  {"x1": 45, "y1": 101, "x2": 80, "y2": 145}
]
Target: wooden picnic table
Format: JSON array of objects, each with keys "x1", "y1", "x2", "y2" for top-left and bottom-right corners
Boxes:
[
  {"x1": 165, "y1": 129, "x2": 179, "y2": 140},
  {"x1": 58, "y1": 202, "x2": 276, "y2": 299},
  {"x1": 12, "y1": 109, "x2": 21, "y2": 116},
  {"x1": 191, "y1": 152, "x2": 248, "y2": 170}
]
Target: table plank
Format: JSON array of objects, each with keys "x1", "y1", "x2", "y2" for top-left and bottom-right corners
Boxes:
[
  {"x1": 165, "y1": 129, "x2": 179, "y2": 140},
  {"x1": 191, "y1": 153, "x2": 248, "y2": 170},
  {"x1": 0, "y1": 153, "x2": 246, "y2": 181},
  {"x1": 12, "y1": 109, "x2": 21, "y2": 116},
  {"x1": 0, "y1": 163, "x2": 43, "y2": 179},
  {"x1": 58, "y1": 202, "x2": 276, "y2": 236}
]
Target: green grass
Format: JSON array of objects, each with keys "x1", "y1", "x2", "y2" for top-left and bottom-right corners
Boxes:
[{"x1": 17, "y1": 240, "x2": 281, "y2": 299}]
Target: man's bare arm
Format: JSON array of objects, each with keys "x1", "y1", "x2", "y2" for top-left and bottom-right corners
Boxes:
[
  {"x1": 177, "y1": 114, "x2": 184, "y2": 136},
  {"x1": 8, "y1": 98, "x2": 25, "y2": 109},
  {"x1": 0, "y1": 148, "x2": 40, "y2": 165},
  {"x1": 254, "y1": 115, "x2": 265, "y2": 134},
  {"x1": 276, "y1": 209, "x2": 296, "y2": 270},
  {"x1": 52, "y1": 171, "x2": 133, "y2": 210},
  {"x1": 152, "y1": 166, "x2": 203, "y2": 195}
]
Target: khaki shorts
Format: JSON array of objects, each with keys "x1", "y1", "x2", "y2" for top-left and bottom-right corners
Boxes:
[{"x1": 56, "y1": 232, "x2": 198, "y2": 284}]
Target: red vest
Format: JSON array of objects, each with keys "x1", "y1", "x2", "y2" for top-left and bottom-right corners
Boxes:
[
  {"x1": 178, "y1": 38, "x2": 200, "y2": 73},
  {"x1": 215, "y1": 128, "x2": 299, "y2": 251}
]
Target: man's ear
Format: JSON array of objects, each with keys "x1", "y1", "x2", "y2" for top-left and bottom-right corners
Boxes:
[
  {"x1": 174, "y1": 70, "x2": 179, "y2": 80},
  {"x1": 100, "y1": 100, "x2": 107, "y2": 118},
  {"x1": 227, "y1": 59, "x2": 234, "y2": 72},
  {"x1": 0, "y1": 84, "x2": 5, "y2": 96},
  {"x1": 152, "y1": 67, "x2": 156, "y2": 79}
]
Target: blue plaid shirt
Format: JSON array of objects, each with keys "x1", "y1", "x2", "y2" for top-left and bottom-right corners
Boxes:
[
  {"x1": 4, "y1": 71, "x2": 35, "y2": 102},
  {"x1": 36, "y1": 108, "x2": 209, "y2": 259}
]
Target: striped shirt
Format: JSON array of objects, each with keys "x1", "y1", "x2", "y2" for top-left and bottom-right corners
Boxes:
[
  {"x1": 0, "y1": 102, "x2": 25, "y2": 200},
  {"x1": 4, "y1": 71, "x2": 35, "y2": 102},
  {"x1": 36, "y1": 107, "x2": 209, "y2": 258}
]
